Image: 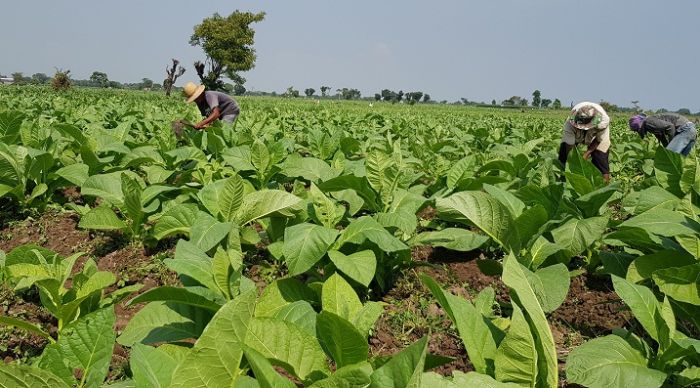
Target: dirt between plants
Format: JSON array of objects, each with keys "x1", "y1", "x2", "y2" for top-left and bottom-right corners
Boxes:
[
  {"x1": 0, "y1": 211, "x2": 178, "y2": 377},
  {"x1": 368, "y1": 245, "x2": 629, "y2": 386}
]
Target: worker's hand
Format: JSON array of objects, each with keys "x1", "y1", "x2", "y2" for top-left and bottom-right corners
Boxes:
[
  {"x1": 583, "y1": 151, "x2": 592, "y2": 160},
  {"x1": 194, "y1": 122, "x2": 206, "y2": 130}
]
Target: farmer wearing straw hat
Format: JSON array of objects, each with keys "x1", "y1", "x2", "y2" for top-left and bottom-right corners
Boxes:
[
  {"x1": 182, "y1": 82, "x2": 240, "y2": 129},
  {"x1": 558, "y1": 101, "x2": 611, "y2": 183},
  {"x1": 628, "y1": 113, "x2": 697, "y2": 156}
]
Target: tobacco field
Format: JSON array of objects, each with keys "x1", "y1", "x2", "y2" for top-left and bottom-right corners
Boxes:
[{"x1": 0, "y1": 86, "x2": 698, "y2": 387}]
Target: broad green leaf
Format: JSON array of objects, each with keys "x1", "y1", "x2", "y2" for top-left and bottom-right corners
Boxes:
[
  {"x1": 327, "y1": 250, "x2": 376, "y2": 287},
  {"x1": 166, "y1": 240, "x2": 218, "y2": 292},
  {"x1": 352, "y1": 301, "x2": 385, "y2": 338},
  {"x1": 245, "y1": 317, "x2": 330, "y2": 381},
  {"x1": 256, "y1": 278, "x2": 318, "y2": 318},
  {"x1": 514, "y1": 204, "x2": 548, "y2": 248},
  {"x1": 612, "y1": 276, "x2": 670, "y2": 346},
  {"x1": 410, "y1": 228, "x2": 488, "y2": 252},
  {"x1": 524, "y1": 263, "x2": 570, "y2": 313},
  {"x1": 316, "y1": 311, "x2": 368, "y2": 368},
  {"x1": 308, "y1": 363, "x2": 373, "y2": 388},
  {"x1": 629, "y1": 186, "x2": 680, "y2": 215},
  {"x1": 421, "y1": 371, "x2": 520, "y2": 388},
  {"x1": 0, "y1": 316, "x2": 53, "y2": 342},
  {"x1": 198, "y1": 179, "x2": 229, "y2": 217},
  {"x1": 274, "y1": 301, "x2": 317, "y2": 337},
  {"x1": 127, "y1": 286, "x2": 222, "y2": 312},
  {"x1": 0, "y1": 110, "x2": 25, "y2": 144},
  {"x1": 320, "y1": 175, "x2": 380, "y2": 212},
  {"x1": 190, "y1": 212, "x2": 231, "y2": 252},
  {"x1": 218, "y1": 175, "x2": 245, "y2": 222},
  {"x1": 575, "y1": 183, "x2": 619, "y2": 217},
  {"x1": 369, "y1": 336, "x2": 428, "y2": 388},
  {"x1": 495, "y1": 304, "x2": 538, "y2": 386},
  {"x1": 322, "y1": 273, "x2": 363, "y2": 321},
  {"x1": 436, "y1": 191, "x2": 519, "y2": 253},
  {"x1": 280, "y1": 155, "x2": 340, "y2": 183},
  {"x1": 501, "y1": 255, "x2": 557, "y2": 388},
  {"x1": 528, "y1": 236, "x2": 563, "y2": 269},
  {"x1": 551, "y1": 216, "x2": 607, "y2": 257},
  {"x1": 55, "y1": 163, "x2": 89, "y2": 186},
  {"x1": 619, "y1": 208, "x2": 697, "y2": 237},
  {"x1": 333, "y1": 216, "x2": 408, "y2": 253},
  {"x1": 78, "y1": 206, "x2": 126, "y2": 231},
  {"x1": 81, "y1": 172, "x2": 125, "y2": 205},
  {"x1": 655, "y1": 146, "x2": 683, "y2": 195},
  {"x1": 283, "y1": 223, "x2": 338, "y2": 276},
  {"x1": 0, "y1": 363, "x2": 69, "y2": 388},
  {"x1": 236, "y1": 190, "x2": 302, "y2": 224},
  {"x1": 153, "y1": 204, "x2": 199, "y2": 240},
  {"x1": 117, "y1": 302, "x2": 212, "y2": 346},
  {"x1": 170, "y1": 289, "x2": 256, "y2": 388},
  {"x1": 483, "y1": 183, "x2": 525, "y2": 217},
  {"x1": 627, "y1": 250, "x2": 695, "y2": 282},
  {"x1": 653, "y1": 263, "x2": 700, "y2": 305},
  {"x1": 121, "y1": 173, "x2": 143, "y2": 225},
  {"x1": 242, "y1": 346, "x2": 296, "y2": 388},
  {"x1": 130, "y1": 343, "x2": 182, "y2": 388},
  {"x1": 566, "y1": 335, "x2": 667, "y2": 388},
  {"x1": 375, "y1": 211, "x2": 417, "y2": 236},
  {"x1": 420, "y1": 274, "x2": 497, "y2": 375}
]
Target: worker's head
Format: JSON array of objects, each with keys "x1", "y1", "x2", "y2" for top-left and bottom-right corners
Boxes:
[
  {"x1": 628, "y1": 114, "x2": 646, "y2": 133},
  {"x1": 183, "y1": 82, "x2": 205, "y2": 103},
  {"x1": 569, "y1": 106, "x2": 601, "y2": 130}
]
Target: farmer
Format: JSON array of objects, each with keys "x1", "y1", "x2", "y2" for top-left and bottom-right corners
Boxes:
[
  {"x1": 558, "y1": 101, "x2": 611, "y2": 183},
  {"x1": 628, "y1": 113, "x2": 697, "y2": 156},
  {"x1": 182, "y1": 82, "x2": 240, "y2": 129}
]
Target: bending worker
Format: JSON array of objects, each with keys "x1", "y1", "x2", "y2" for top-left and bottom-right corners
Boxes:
[{"x1": 558, "y1": 101, "x2": 611, "y2": 183}]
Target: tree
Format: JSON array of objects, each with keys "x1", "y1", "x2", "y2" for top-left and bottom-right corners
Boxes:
[
  {"x1": 492, "y1": 99, "x2": 497, "y2": 106},
  {"x1": 520, "y1": 98, "x2": 528, "y2": 106},
  {"x1": 374, "y1": 93, "x2": 381, "y2": 101},
  {"x1": 406, "y1": 92, "x2": 424, "y2": 104},
  {"x1": 677, "y1": 108, "x2": 691, "y2": 115},
  {"x1": 423, "y1": 94, "x2": 431, "y2": 103},
  {"x1": 90, "y1": 71, "x2": 109, "y2": 88},
  {"x1": 320, "y1": 86, "x2": 331, "y2": 97},
  {"x1": 11, "y1": 72, "x2": 28, "y2": 85},
  {"x1": 233, "y1": 83, "x2": 246, "y2": 95},
  {"x1": 599, "y1": 101, "x2": 619, "y2": 112},
  {"x1": 164, "y1": 59, "x2": 186, "y2": 96},
  {"x1": 284, "y1": 86, "x2": 299, "y2": 98},
  {"x1": 532, "y1": 89, "x2": 541, "y2": 108},
  {"x1": 141, "y1": 78, "x2": 154, "y2": 90},
  {"x1": 51, "y1": 69, "x2": 71, "y2": 92},
  {"x1": 553, "y1": 99, "x2": 562, "y2": 109},
  {"x1": 631, "y1": 100, "x2": 640, "y2": 111},
  {"x1": 460, "y1": 97, "x2": 469, "y2": 105},
  {"x1": 541, "y1": 98, "x2": 552, "y2": 108},
  {"x1": 31, "y1": 73, "x2": 50, "y2": 84},
  {"x1": 304, "y1": 88, "x2": 315, "y2": 97},
  {"x1": 190, "y1": 11, "x2": 265, "y2": 91}
]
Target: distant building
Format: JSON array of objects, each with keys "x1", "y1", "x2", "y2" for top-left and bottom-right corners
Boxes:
[{"x1": 0, "y1": 77, "x2": 13, "y2": 85}]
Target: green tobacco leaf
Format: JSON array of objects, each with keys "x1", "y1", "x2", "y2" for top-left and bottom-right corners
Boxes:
[
  {"x1": 328, "y1": 250, "x2": 376, "y2": 287},
  {"x1": 352, "y1": 302, "x2": 385, "y2": 338},
  {"x1": 197, "y1": 179, "x2": 229, "y2": 217},
  {"x1": 501, "y1": 255, "x2": 558, "y2": 388},
  {"x1": 47, "y1": 307, "x2": 115, "y2": 388},
  {"x1": 122, "y1": 173, "x2": 144, "y2": 227},
  {"x1": 612, "y1": 276, "x2": 670, "y2": 346},
  {"x1": 0, "y1": 363, "x2": 69, "y2": 388},
  {"x1": 524, "y1": 263, "x2": 570, "y2": 313},
  {"x1": 117, "y1": 302, "x2": 211, "y2": 346},
  {"x1": 55, "y1": 163, "x2": 89, "y2": 186},
  {"x1": 190, "y1": 212, "x2": 231, "y2": 253},
  {"x1": 619, "y1": 208, "x2": 697, "y2": 237},
  {"x1": 165, "y1": 240, "x2": 219, "y2": 292},
  {"x1": 420, "y1": 274, "x2": 497, "y2": 375},
  {"x1": 81, "y1": 172, "x2": 125, "y2": 205},
  {"x1": 283, "y1": 223, "x2": 338, "y2": 276},
  {"x1": 218, "y1": 176, "x2": 245, "y2": 223},
  {"x1": 528, "y1": 236, "x2": 563, "y2": 269},
  {"x1": 653, "y1": 263, "x2": 700, "y2": 305},
  {"x1": 483, "y1": 183, "x2": 525, "y2": 217},
  {"x1": 78, "y1": 206, "x2": 126, "y2": 231},
  {"x1": 495, "y1": 304, "x2": 537, "y2": 386},
  {"x1": 236, "y1": 190, "x2": 302, "y2": 224},
  {"x1": 0, "y1": 110, "x2": 25, "y2": 144},
  {"x1": 245, "y1": 317, "x2": 330, "y2": 381},
  {"x1": 551, "y1": 216, "x2": 607, "y2": 257},
  {"x1": 256, "y1": 278, "x2": 318, "y2": 318},
  {"x1": 375, "y1": 211, "x2": 417, "y2": 236},
  {"x1": 153, "y1": 203, "x2": 199, "y2": 240},
  {"x1": 316, "y1": 311, "x2": 368, "y2": 368},
  {"x1": 319, "y1": 175, "x2": 380, "y2": 212},
  {"x1": 629, "y1": 186, "x2": 680, "y2": 215},
  {"x1": 170, "y1": 289, "x2": 256, "y2": 388},
  {"x1": 575, "y1": 183, "x2": 619, "y2": 217},
  {"x1": 436, "y1": 191, "x2": 519, "y2": 253},
  {"x1": 421, "y1": 371, "x2": 520, "y2": 387},
  {"x1": 322, "y1": 273, "x2": 363, "y2": 321},
  {"x1": 242, "y1": 346, "x2": 297, "y2": 388},
  {"x1": 627, "y1": 250, "x2": 695, "y2": 282},
  {"x1": 274, "y1": 301, "x2": 317, "y2": 337},
  {"x1": 334, "y1": 216, "x2": 408, "y2": 253},
  {"x1": 308, "y1": 362, "x2": 372, "y2": 388},
  {"x1": 130, "y1": 343, "x2": 182, "y2": 388},
  {"x1": 655, "y1": 146, "x2": 684, "y2": 196},
  {"x1": 566, "y1": 335, "x2": 667, "y2": 388},
  {"x1": 0, "y1": 316, "x2": 53, "y2": 342},
  {"x1": 369, "y1": 336, "x2": 428, "y2": 388},
  {"x1": 411, "y1": 228, "x2": 489, "y2": 252},
  {"x1": 127, "y1": 286, "x2": 222, "y2": 312},
  {"x1": 280, "y1": 155, "x2": 340, "y2": 183}
]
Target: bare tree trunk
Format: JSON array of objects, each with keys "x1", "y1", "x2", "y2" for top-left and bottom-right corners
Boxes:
[{"x1": 164, "y1": 59, "x2": 185, "y2": 96}]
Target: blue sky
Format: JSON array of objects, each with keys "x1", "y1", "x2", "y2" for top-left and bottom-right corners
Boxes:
[{"x1": 2, "y1": 0, "x2": 699, "y2": 110}]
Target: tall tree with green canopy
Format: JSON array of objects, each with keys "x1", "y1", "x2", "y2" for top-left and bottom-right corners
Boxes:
[
  {"x1": 532, "y1": 89, "x2": 541, "y2": 108},
  {"x1": 190, "y1": 10, "x2": 266, "y2": 91}
]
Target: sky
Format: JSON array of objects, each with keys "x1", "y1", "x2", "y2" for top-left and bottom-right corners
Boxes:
[{"x1": 2, "y1": 0, "x2": 699, "y2": 111}]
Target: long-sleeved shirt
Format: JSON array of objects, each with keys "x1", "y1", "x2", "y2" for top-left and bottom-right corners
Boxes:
[
  {"x1": 561, "y1": 102, "x2": 611, "y2": 152},
  {"x1": 640, "y1": 113, "x2": 690, "y2": 146}
]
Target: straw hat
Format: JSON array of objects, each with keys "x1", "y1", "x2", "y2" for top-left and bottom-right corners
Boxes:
[
  {"x1": 568, "y1": 105, "x2": 602, "y2": 130},
  {"x1": 183, "y1": 82, "x2": 205, "y2": 103}
]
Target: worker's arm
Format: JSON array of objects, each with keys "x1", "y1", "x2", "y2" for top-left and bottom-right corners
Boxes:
[
  {"x1": 194, "y1": 107, "x2": 221, "y2": 129},
  {"x1": 583, "y1": 139, "x2": 600, "y2": 160}
]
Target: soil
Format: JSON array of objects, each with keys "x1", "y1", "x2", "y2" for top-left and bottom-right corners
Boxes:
[
  {"x1": 0, "y1": 210, "x2": 179, "y2": 381},
  {"x1": 0, "y1": 211, "x2": 632, "y2": 387}
]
